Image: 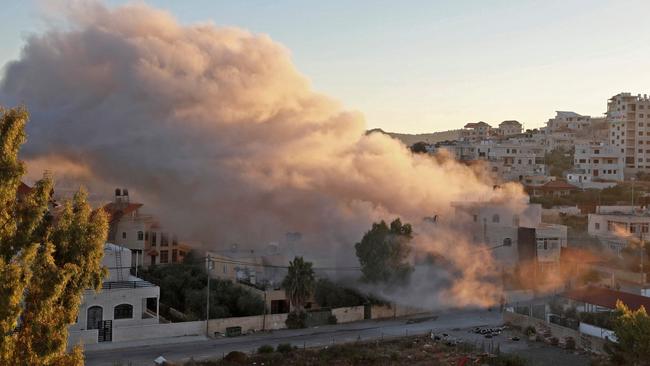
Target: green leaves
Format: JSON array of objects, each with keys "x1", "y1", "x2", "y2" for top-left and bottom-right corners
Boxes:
[
  {"x1": 355, "y1": 218, "x2": 413, "y2": 284},
  {"x1": 282, "y1": 257, "x2": 315, "y2": 311},
  {"x1": 608, "y1": 301, "x2": 650, "y2": 365},
  {"x1": 0, "y1": 106, "x2": 108, "y2": 365}
]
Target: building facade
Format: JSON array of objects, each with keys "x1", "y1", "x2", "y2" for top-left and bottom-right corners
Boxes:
[
  {"x1": 607, "y1": 92, "x2": 650, "y2": 173},
  {"x1": 566, "y1": 143, "x2": 625, "y2": 186}
]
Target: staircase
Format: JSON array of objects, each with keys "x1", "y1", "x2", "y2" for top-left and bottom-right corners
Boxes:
[{"x1": 115, "y1": 247, "x2": 124, "y2": 281}]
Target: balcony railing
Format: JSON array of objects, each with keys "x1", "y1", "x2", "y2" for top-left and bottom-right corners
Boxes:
[{"x1": 102, "y1": 280, "x2": 156, "y2": 290}]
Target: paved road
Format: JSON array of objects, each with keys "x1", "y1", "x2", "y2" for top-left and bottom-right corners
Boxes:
[{"x1": 85, "y1": 309, "x2": 502, "y2": 366}]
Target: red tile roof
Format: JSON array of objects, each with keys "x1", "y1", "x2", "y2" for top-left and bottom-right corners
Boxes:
[
  {"x1": 102, "y1": 202, "x2": 143, "y2": 224},
  {"x1": 563, "y1": 286, "x2": 650, "y2": 311},
  {"x1": 540, "y1": 180, "x2": 578, "y2": 190}
]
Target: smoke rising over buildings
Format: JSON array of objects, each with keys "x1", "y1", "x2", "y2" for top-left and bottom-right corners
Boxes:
[{"x1": 1, "y1": 2, "x2": 528, "y2": 307}]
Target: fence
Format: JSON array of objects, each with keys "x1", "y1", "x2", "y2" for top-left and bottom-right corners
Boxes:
[{"x1": 504, "y1": 310, "x2": 607, "y2": 354}]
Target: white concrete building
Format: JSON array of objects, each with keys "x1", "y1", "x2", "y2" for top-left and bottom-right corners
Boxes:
[
  {"x1": 588, "y1": 206, "x2": 650, "y2": 255},
  {"x1": 452, "y1": 201, "x2": 566, "y2": 273},
  {"x1": 498, "y1": 120, "x2": 523, "y2": 136},
  {"x1": 486, "y1": 142, "x2": 546, "y2": 182},
  {"x1": 566, "y1": 143, "x2": 625, "y2": 187},
  {"x1": 70, "y1": 243, "x2": 159, "y2": 343},
  {"x1": 607, "y1": 92, "x2": 650, "y2": 173},
  {"x1": 461, "y1": 121, "x2": 492, "y2": 142}
]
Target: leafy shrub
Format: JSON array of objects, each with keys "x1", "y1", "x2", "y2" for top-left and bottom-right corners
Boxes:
[
  {"x1": 314, "y1": 278, "x2": 387, "y2": 308},
  {"x1": 223, "y1": 351, "x2": 247, "y2": 364},
  {"x1": 276, "y1": 343, "x2": 293, "y2": 354},
  {"x1": 486, "y1": 354, "x2": 527, "y2": 366},
  {"x1": 257, "y1": 344, "x2": 274, "y2": 354},
  {"x1": 524, "y1": 326, "x2": 536, "y2": 336},
  {"x1": 285, "y1": 311, "x2": 307, "y2": 329},
  {"x1": 565, "y1": 337, "x2": 576, "y2": 350},
  {"x1": 328, "y1": 314, "x2": 338, "y2": 325}
]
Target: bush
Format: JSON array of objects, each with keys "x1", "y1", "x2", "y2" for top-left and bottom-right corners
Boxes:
[
  {"x1": 285, "y1": 311, "x2": 307, "y2": 329},
  {"x1": 565, "y1": 337, "x2": 576, "y2": 350},
  {"x1": 328, "y1": 314, "x2": 338, "y2": 325},
  {"x1": 276, "y1": 343, "x2": 293, "y2": 354},
  {"x1": 524, "y1": 326, "x2": 536, "y2": 336},
  {"x1": 549, "y1": 337, "x2": 559, "y2": 346},
  {"x1": 223, "y1": 351, "x2": 248, "y2": 364},
  {"x1": 486, "y1": 354, "x2": 527, "y2": 366},
  {"x1": 257, "y1": 344, "x2": 274, "y2": 354}
]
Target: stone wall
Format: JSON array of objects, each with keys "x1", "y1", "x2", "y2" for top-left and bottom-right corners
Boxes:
[{"x1": 208, "y1": 313, "x2": 288, "y2": 335}]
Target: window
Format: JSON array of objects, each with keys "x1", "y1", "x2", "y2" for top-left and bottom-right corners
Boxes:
[
  {"x1": 503, "y1": 238, "x2": 512, "y2": 247},
  {"x1": 473, "y1": 214, "x2": 478, "y2": 223},
  {"x1": 114, "y1": 304, "x2": 133, "y2": 319},
  {"x1": 640, "y1": 132, "x2": 644, "y2": 136},
  {"x1": 160, "y1": 250, "x2": 169, "y2": 263},
  {"x1": 161, "y1": 233, "x2": 169, "y2": 247},
  {"x1": 594, "y1": 149, "x2": 600, "y2": 154},
  {"x1": 122, "y1": 232, "x2": 126, "y2": 239},
  {"x1": 595, "y1": 223, "x2": 600, "y2": 230},
  {"x1": 512, "y1": 149, "x2": 517, "y2": 154},
  {"x1": 151, "y1": 232, "x2": 157, "y2": 246},
  {"x1": 145, "y1": 231, "x2": 149, "y2": 241},
  {"x1": 137, "y1": 231, "x2": 144, "y2": 241},
  {"x1": 492, "y1": 214, "x2": 500, "y2": 223},
  {"x1": 594, "y1": 159, "x2": 599, "y2": 164}
]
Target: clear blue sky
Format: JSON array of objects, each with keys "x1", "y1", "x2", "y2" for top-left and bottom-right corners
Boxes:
[{"x1": 3, "y1": 0, "x2": 650, "y2": 133}]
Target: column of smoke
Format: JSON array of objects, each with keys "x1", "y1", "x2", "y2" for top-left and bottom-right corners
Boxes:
[{"x1": 1, "y1": 1, "x2": 530, "y2": 309}]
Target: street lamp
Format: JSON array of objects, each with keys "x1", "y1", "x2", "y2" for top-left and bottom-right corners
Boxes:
[{"x1": 205, "y1": 256, "x2": 214, "y2": 336}]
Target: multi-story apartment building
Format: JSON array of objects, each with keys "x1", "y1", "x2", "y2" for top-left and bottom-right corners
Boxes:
[
  {"x1": 104, "y1": 188, "x2": 192, "y2": 267},
  {"x1": 452, "y1": 201, "x2": 567, "y2": 274},
  {"x1": 486, "y1": 143, "x2": 546, "y2": 181},
  {"x1": 607, "y1": 92, "x2": 650, "y2": 173},
  {"x1": 498, "y1": 120, "x2": 523, "y2": 136},
  {"x1": 461, "y1": 121, "x2": 491, "y2": 141},
  {"x1": 541, "y1": 111, "x2": 607, "y2": 152},
  {"x1": 566, "y1": 143, "x2": 625, "y2": 187}
]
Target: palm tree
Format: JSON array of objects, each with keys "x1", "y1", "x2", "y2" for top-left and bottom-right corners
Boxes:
[{"x1": 282, "y1": 257, "x2": 315, "y2": 312}]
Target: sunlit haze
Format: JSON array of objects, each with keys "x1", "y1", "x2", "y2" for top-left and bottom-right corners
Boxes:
[{"x1": 4, "y1": 0, "x2": 650, "y2": 133}]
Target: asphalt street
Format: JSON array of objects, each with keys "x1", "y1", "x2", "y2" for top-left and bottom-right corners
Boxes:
[{"x1": 85, "y1": 309, "x2": 502, "y2": 366}]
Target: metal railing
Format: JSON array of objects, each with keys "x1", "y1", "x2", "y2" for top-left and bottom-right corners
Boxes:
[{"x1": 102, "y1": 280, "x2": 156, "y2": 290}]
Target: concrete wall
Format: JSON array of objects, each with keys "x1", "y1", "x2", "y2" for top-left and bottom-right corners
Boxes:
[
  {"x1": 504, "y1": 311, "x2": 606, "y2": 354},
  {"x1": 112, "y1": 321, "x2": 204, "y2": 343},
  {"x1": 208, "y1": 313, "x2": 288, "y2": 335},
  {"x1": 579, "y1": 322, "x2": 617, "y2": 342},
  {"x1": 332, "y1": 306, "x2": 364, "y2": 323},
  {"x1": 370, "y1": 304, "x2": 426, "y2": 319}
]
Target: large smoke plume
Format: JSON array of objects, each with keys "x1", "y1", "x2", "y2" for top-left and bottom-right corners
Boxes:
[{"x1": 1, "y1": 2, "x2": 529, "y2": 308}]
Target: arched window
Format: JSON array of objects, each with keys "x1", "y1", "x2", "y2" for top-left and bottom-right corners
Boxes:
[
  {"x1": 87, "y1": 306, "x2": 103, "y2": 329},
  {"x1": 137, "y1": 231, "x2": 144, "y2": 241},
  {"x1": 114, "y1": 304, "x2": 133, "y2": 319},
  {"x1": 492, "y1": 214, "x2": 500, "y2": 223}
]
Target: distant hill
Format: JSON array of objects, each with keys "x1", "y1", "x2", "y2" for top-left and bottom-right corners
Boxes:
[{"x1": 367, "y1": 128, "x2": 461, "y2": 146}]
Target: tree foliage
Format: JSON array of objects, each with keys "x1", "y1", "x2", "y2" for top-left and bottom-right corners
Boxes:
[
  {"x1": 605, "y1": 300, "x2": 650, "y2": 365},
  {"x1": 139, "y1": 261, "x2": 264, "y2": 320},
  {"x1": 281, "y1": 256, "x2": 315, "y2": 312},
  {"x1": 545, "y1": 147, "x2": 573, "y2": 178},
  {"x1": 355, "y1": 218, "x2": 414, "y2": 284},
  {"x1": 0, "y1": 106, "x2": 108, "y2": 365},
  {"x1": 410, "y1": 141, "x2": 429, "y2": 154},
  {"x1": 313, "y1": 278, "x2": 387, "y2": 308}
]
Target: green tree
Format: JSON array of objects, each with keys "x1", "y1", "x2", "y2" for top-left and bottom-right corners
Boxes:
[
  {"x1": 605, "y1": 300, "x2": 650, "y2": 365},
  {"x1": 410, "y1": 141, "x2": 429, "y2": 154},
  {"x1": 282, "y1": 257, "x2": 315, "y2": 312},
  {"x1": 545, "y1": 147, "x2": 573, "y2": 178},
  {"x1": 0, "y1": 106, "x2": 108, "y2": 365},
  {"x1": 355, "y1": 218, "x2": 414, "y2": 284}
]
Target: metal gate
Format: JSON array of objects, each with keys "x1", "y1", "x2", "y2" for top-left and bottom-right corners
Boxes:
[{"x1": 98, "y1": 320, "x2": 112, "y2": 342}]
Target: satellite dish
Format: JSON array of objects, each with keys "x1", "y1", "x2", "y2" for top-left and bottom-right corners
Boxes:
[{"x1": 154, "y1": 356, "x2": 167, "y2": 365}]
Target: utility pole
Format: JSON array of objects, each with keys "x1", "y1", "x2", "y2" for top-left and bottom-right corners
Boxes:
[
  {"x1": 206, "y1": 256, "x2": 213, "y2": 337},
  {"x1": 262, "y1": 290, "x2": 267, "y2": 331}
]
